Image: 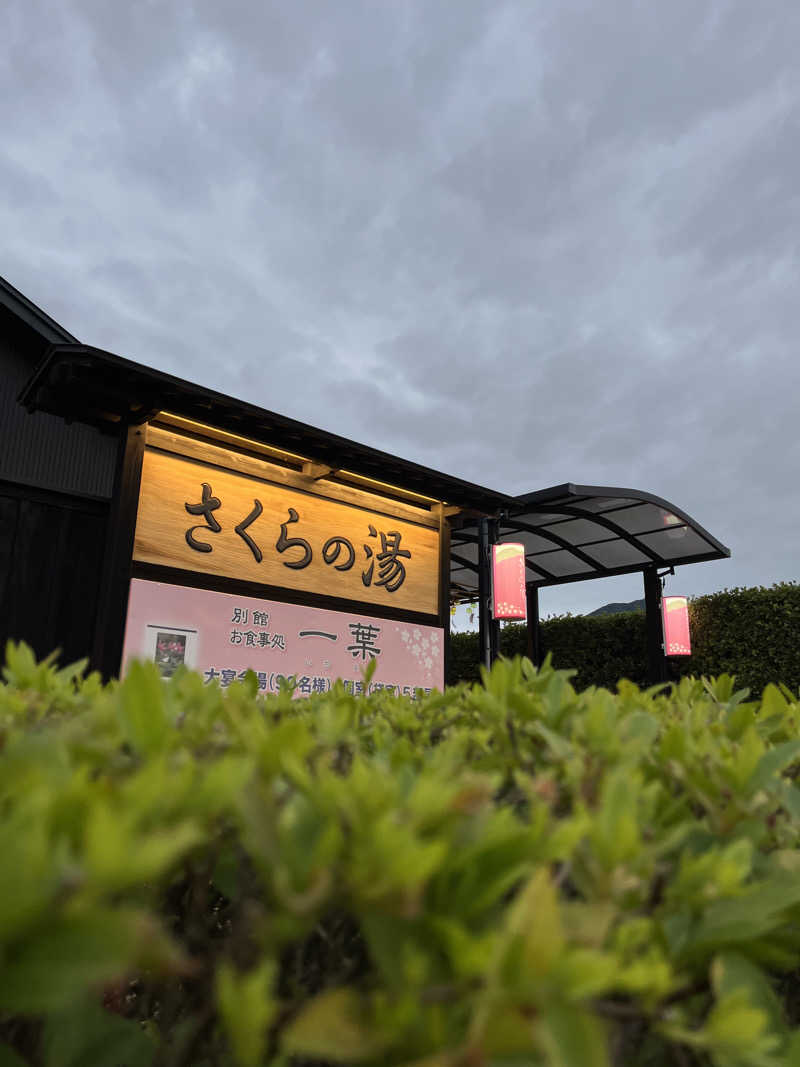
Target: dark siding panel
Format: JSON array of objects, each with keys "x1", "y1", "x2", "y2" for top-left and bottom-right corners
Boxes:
[
  {"x1": 0, "y1": 495, "x2": 19, "y2": 615},
  {"x1": 0, "y1": 491, "x2": 109, "y2": 666},
  {"x1": 53, "y1": 508, "x2": 107, "y2": 664},
  {"x1": 0, "y1": 326, "x2": 117, "y2": 500},
  {"x1": 4, "y1": 500, "x2": 62, "y2": 658}
]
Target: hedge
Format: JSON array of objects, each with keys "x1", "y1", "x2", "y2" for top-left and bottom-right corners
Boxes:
[
  {"x1": 449, "y1": 583, "x2": 800, "y2": 694},
  {"x1": 5, "y1": 642, "x2": 800, "y2": 1065}
]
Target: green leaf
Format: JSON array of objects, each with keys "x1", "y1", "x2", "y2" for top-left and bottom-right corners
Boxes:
[
  {"x1": 711, "y1": 952, "x2": 787, "y2": 1047},
  {"x1": 761, "y1": 683, "x2": 789, "y2": 719},
  {"x1": 536, "y1": 1002, "x2": 609, "y2": 1067},
  {"x1": 216, "y1": 959, "x2": 276, "y2": 1067},
  {"x1": 84, "y1": 801, "x2": 201, "y2": 890},
  {"x1": 0, "y1": 803, "x2": 61, "y2": 941},
  {"x1": 552, "y1": 948, "x2": 619, "y2": 1001},
  {"x1": 2, "y1": 640, "x2": 40, "y2": 687},
  {"x1": 481, "y1": 1006, "x2": 537, "y2": 1057},
  {"x1": 362, "y1": 655, "x2": 378, "y2": 686},
  {"x1": 688, "y1": 877, "x2": 800, "y2": 960},
  {"x1": 532, "y1": 722, "x2": 573, "y2": 760},
  {"x1": 784, "y1": 1030, "x2": 800, "y2": 1065},
  {"x1": 561, "y1": 901, "x2": 616, "y2": 949},
  {"x1": 621, "y1": 711, "x2": 660, "y2": 747},
  {"x1": 592, "y1": 766, "x2": 640, "y2": 868},
  {"x1": 503, "y1": 868, "x2": 564, "y2": 978},
  {"x1": 704, "y1": 988, "x2": 778, "y2": 1060},
  {"x1": 282, "y1": 988, "x2": 385, "y2": 1062},
  {"x1": 117, "y1": 660, "x2": 170, "y2": 756},
  {"x1": 0, "y1": 911, "x2": 153, "y2": 1013},
  {"x1": 43, "y1": 999, "x2": 154, "y2": 1067},
  {"x1": 361, "y1": 913, "x2": 423, "y2": 988},
  {"x1": 750, "y1": 739, "x2": 800, "y2": 793},
  {"x1": 781, "y1": 783, "x2": 800, "y2": 822}
]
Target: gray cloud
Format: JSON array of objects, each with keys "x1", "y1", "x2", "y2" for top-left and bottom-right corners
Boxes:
[{"x1": 3, "y1": 0, "x2": 799, "y2": 613}]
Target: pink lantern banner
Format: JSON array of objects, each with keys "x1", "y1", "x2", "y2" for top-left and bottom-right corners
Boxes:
[
  {"x1": 662, "y1": 595, "x2": 691, "y2": 657},
  {"x1": 492, "y1": 543, "x2": 527, "y2": 620},
  {"x1": 121, "y1": 578, "x2": 444, "y2": 697}
]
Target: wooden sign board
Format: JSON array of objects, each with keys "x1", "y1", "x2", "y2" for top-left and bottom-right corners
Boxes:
[{"x1": 133, "y1": 447, "x2": 441, "y2": 616}]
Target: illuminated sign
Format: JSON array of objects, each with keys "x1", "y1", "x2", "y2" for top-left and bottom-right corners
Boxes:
[
  {"x1": 133, "y1": 437, "x2": 441, "y2": 615},
  {"x1": 492, "y1": 543, "x2": 527, "y2": 620},
  {"x1": 662, "y1": 595, "x2": 691, "y2": 656}
]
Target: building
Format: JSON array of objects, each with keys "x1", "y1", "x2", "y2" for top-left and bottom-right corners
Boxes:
[{"x1": 0, "y1": 276, "x2": 730, "y2": 686}]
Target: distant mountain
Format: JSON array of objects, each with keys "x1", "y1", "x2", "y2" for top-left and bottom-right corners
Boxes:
[{"x1": 587, "y1": 598, "x2": 646, "y2": 618}]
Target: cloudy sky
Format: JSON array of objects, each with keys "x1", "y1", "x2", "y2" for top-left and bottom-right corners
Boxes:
[{"x1": 4, "y1": 0, "x2": 799, "y2": 615}]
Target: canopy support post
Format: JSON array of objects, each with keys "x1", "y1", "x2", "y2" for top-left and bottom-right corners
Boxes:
[
  {"x1": 488, "y1": 519, "x2": 500, "y2": 664},
  {"x1": 644, "y1": 565, "x2": 668, "y2": 685},
  {"x1": 526, "y1": 585, "x2": 541, "y2": 667},
  {"x1": 478, "y1": 517, "x2": 500, "y2": 670},
  {"x1": 478, "y1": 518, "x2": 491, "y2": 670}
]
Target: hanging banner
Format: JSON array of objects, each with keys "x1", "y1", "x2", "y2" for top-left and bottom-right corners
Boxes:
[
  {"x1": 492, "y1": 543, "x2": 527, "y2": 620},
  {"x1": 662, "y1": 595, "x2": 691, "y2": 656},
  {"x1": 121, "y1": 578, "x2": 444, "y2": 697}
]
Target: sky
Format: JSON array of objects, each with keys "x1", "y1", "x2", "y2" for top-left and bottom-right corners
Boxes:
[{"x1": 4, "y1": 0, "x2": 799, "y2": 617}]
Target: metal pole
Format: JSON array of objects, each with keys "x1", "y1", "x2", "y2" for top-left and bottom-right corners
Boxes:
[
  {"x1": 643, "y1": 565, "x2": 667, "y2": 685},
  {"x1": 488, "y1": 518, "x2": 501, "y2": 664},
  {"x1": 477, "y1": 517, "x2": 492, "y2": 670},
  {"x1": 526, "y1": 584, "x2": 540, "y2": 667}
]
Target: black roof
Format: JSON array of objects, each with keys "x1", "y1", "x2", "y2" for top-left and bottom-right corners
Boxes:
[
  {"x1": 450, "y1": 482, "x2": 730, "y2": 597},
  {"x1": 19, "y1": 343, "x2": 513, "y2": 513},
  {"x1": 0, "y1": 276, "x2": 78, "y2": 347}
]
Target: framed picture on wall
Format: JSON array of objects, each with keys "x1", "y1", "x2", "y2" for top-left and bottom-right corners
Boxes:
[{"x1": 144, "y1": 624, "x2": 198, "y2": 678}]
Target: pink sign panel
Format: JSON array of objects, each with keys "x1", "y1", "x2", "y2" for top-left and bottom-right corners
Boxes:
[
  {"x1": 662, "y1": 595, "x2": 691, "y2": 656},
  {"x1": 492, "y1": 543, "x2": 527, "y2": 620},
  {"x1": 121, "y1": 579, "x2": 444, "y2": 697}
]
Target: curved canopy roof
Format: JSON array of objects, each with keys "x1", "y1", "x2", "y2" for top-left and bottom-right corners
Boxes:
[{"x1": 450, "y1": 483, "x2": 730, "y2": 599}]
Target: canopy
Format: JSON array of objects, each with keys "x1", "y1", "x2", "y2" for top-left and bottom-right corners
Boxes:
[{"x1": 450, "y1": 482, "x2": 730, "y2": 599}]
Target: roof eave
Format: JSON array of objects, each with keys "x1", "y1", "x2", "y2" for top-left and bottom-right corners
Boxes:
[
  {"x1": 19, "y1": 343, "x2": 514, "y2": 513},
  {"x1": 0, "y1": 275, "x2": 79, "y2": 346}
]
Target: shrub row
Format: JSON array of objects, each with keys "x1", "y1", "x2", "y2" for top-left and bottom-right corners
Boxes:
[
  {"x1": 5, "y1": 642, "x2": 800, "y2": 1064},
  {"x1": 448, "y1": 613, "x2": 648, "y2": 691},
  {"x1": 449, "y1": 582, "x2": 800, "y2": 694}
]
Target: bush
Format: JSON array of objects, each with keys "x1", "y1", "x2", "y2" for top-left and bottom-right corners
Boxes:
[
  {"x1": 682, "y1": 584, "x2": 800, "y2": 695},
  {"x1": 449, "y1": 614, "x2": 649, "y2": 690},
  {"x1": 4, "y1": 642, "x2": 800, "y2": 1065},
  {"x1": 449, "y1": 583, "x2": 800, "y2": 694}
]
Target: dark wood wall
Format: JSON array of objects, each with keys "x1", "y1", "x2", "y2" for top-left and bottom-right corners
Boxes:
[
  {"x1": 0, "y1": 481, "x2": 109, "y2": 667},
  {"x1": 0, "y1": 293, "x2": 118, "y2": 671},
  {"x1": 0, "y1": 305, "x2": 117, "y2": 498}
]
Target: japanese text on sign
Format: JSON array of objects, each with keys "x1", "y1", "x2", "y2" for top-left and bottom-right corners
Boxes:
[
  {"x1": 184, "y1": 487, "x2": 412, "y2": 592},
  {"x1": 133, "y1": 450, "x2": 440, "y2": 614},
  {"x1": 120, "y1": 579, "x2": 445, "y2": 696}
]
